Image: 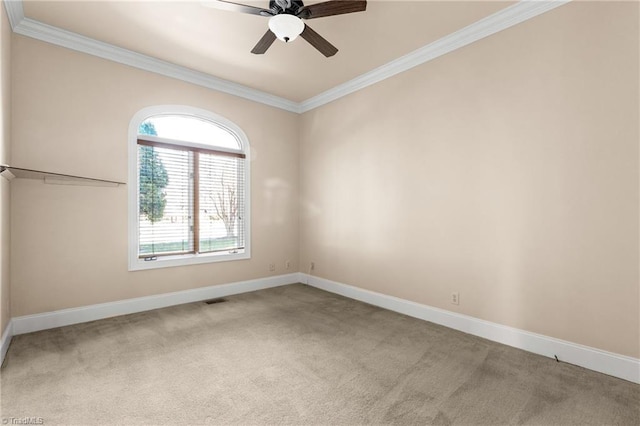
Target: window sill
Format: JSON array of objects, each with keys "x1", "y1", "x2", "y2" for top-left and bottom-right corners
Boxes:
[{"x1": 129, "y1": 250, "x2": 249, "y2": 271}]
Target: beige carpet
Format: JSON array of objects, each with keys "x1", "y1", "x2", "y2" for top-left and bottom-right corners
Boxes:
[{"x1": 1, "y1": 283, "x2": 638, "y2": 425}]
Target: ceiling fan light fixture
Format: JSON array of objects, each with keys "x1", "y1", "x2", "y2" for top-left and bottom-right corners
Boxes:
[{"x1": 268, "y1": 14, "x2": 305, "y2": 43}]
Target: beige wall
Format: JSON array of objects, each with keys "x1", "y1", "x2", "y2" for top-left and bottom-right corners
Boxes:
[
  {"x1": 6, "y1": 1, "x2": 639, "y2": 360},
  {"x1": 10, "y1": 36, "x2": 299, "y2": 317},
  {"x1": 300, "y1": 1, "x2": 639, "y2": 358},
  {"x1": 1, "y1": 3, "x2": 12, "y2": 337}
]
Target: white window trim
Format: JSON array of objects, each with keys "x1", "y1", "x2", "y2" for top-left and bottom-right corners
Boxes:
[{"x1": 128, "y1": 105, "x2": 251, "y2": 271}]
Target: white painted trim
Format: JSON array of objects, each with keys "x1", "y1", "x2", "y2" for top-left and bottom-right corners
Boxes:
[
  {"x1": 7, "y1": 272, "x2": 638, "y2": 384},
  {"x1": 2, "y1": 0, "x2": 571, "y2": 113},
  {"x1": 1, "y1": 319, "x2": 13, "y2": 366},
  {"x1": 3, "y1": 0, "x2": 24, "y2": 30},
  {"x1": 302, "y1": 274, "x2": 640, "y2": 384},
  {"x1": 10, "y1": 17, "x2": 300, "y2": 113},
  {"x1": 299, "y1": 0, "x2": 571, "y2": 112},
  {"x1": 12, "y1": 273, "x2": 298, "y2": 335}
]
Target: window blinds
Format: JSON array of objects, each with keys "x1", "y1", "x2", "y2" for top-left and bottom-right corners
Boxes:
[
  {"x1": 138, "y1": 140, "x2": 245, "y2": 258},
  {"x1": 198, "y1": 152, "x2": 245, "y2": 253}
]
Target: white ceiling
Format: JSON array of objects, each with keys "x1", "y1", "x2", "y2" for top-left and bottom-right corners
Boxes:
[{"x1": 19, "y1": 0, "x2": 516, "y2": 102}]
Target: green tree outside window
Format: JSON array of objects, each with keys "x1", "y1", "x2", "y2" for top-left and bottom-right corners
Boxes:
[{"x1": 138, "y1": 122, "x2": 168, "y2": 223}]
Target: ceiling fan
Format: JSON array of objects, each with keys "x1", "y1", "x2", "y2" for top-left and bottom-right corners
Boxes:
[{"x1": 203, "y1": 0, "x2": 367, "y2": 57}]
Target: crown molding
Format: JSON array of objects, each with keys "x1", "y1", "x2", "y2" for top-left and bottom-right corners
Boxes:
[
  {"x1": 3, "y1": 0, "x2": 23, "y2": 29},
  {"x1": 3, "y1": 0, "x2": 570, "y2": 114},
  {"x1": 298, "y1": 0, "x2": 571, "y2": 113},
  {"x1": 6, "y1": 2, "x2": 300, "y2": 113}
]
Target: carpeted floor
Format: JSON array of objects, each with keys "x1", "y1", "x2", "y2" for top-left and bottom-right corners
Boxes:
[{"x1": 1, "y1": 283, "x2": 638, "y2": 425}]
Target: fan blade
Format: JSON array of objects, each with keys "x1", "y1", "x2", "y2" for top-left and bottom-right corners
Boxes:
[
  {"x1": 297, "y1": 0, "x2": 366, "y2": 20},
  {"x1": 202, "y1": 0, "x2": 273, "y2": 17},
  {"x1": 251, "y1": 30, "x2": 277, "y2": 54},
  {"x1": 300, "y1": 25, "x2": 338, "y2": 57}
]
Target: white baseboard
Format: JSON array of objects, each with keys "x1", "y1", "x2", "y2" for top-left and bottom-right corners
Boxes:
[
  {"x1": 1, "y1": 320, "x2": 13, "y2": 366},
  {"x1": 302, "y1": 274, "x2": 640, "y2": 384},
  {"x1": 7, "y1": 273, "x2": 638, "y2": 384},
  {"x1": 12, "y1": 273, "x2": 300, "y2": 336}
]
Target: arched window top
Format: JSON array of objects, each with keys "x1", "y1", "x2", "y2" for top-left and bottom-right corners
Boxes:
[
  {"x1": 138, "y1": 114, "x2": 241, "y2": 151},
  {"x1": 130, "y1": 105, "x2": 249, "y2": 155}
]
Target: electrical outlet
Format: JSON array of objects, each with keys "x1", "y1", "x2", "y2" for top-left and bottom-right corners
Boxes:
[
  {"x1": 285, "y1": 260, "x2": 291, "y2": 270},
  {"x1": 451, "y1": 292, "x2": 459, "y2": 305},
  {"x1": 269, "y1": 263, "x2": 275, "y2": 272}
]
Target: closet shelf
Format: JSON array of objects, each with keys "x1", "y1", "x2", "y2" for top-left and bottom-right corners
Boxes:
[{"x1": 0, "y1": 165, "x2": 125, "y2": 187}]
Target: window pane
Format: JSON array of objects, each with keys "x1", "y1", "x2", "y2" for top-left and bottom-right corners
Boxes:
[
  {"x1": 138, "y1": 145, "x2": 193, "y2": 256},
  {"x1": 198, "y1": 153, "x2": 245, "y2": 253},
  {"x1": 140, "y1": 115, "x2": 241, "y2": 150}
]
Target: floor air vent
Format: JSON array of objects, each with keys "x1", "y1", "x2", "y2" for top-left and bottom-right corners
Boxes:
[{"x1": 204, "y1": 298, "x2": 227, "y2": 305}]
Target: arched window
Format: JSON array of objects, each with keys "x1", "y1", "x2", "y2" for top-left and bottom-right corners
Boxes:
[{"x1": 128, "y1": 106, "x2": 250, "y2": 270}]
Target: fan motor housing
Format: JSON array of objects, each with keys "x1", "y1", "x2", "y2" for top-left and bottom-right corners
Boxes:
[{"x1": 270, "y1": 0, "x2": 305, "y2": 15}]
